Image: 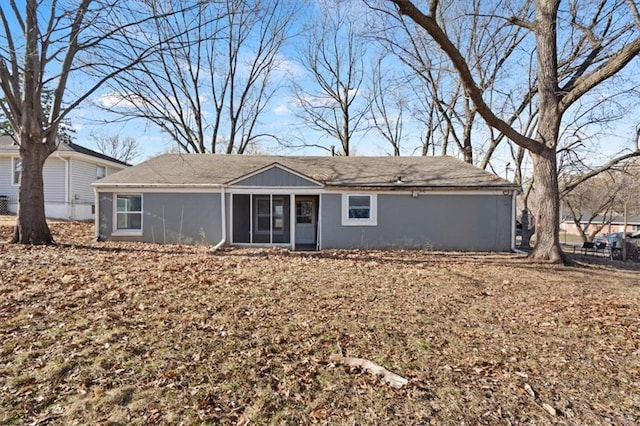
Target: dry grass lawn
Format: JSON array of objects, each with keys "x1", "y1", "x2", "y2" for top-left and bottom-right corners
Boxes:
[{"x1": 1, "y1": 221, "x2": 639, "y2": 425}]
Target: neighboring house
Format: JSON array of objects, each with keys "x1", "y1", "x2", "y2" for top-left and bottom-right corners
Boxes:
[
  {"x1": 0, "y1": 136, "x2": 130, "y2": 220},
  {"x1": 94, "y1": 154, "x2": 519, "y2": 251},
  {"x1": 561, "y1": 215, "x2": 640, "y2": 237}
]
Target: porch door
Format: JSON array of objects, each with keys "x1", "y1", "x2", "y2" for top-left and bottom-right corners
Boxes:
[{"x1": 295, "y1": 197, "x2": 316, "y2": 245}]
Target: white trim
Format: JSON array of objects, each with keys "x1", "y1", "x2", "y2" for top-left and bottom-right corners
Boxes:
[
  {"x1": 226, "y1": 163, "x2": 323, "y2": 187},
  {"x1": 229, "y1": 193, "x2": 234, "y2": 244},
  {"x1": 317, "y1": 195, "x2": 322, "y2": 250},
  {"x1": 511, "y1": 191, "x2": 517, "y2": 251},
  {"x1": 290, "y1": 195, "x2": 296, "y2": 250},
  {"x1": 111, "y1": 230, "x2": 143, "y2": 237},
  {"x1": 341, "y1": 193, "x2": 378, "y2": 227},
  {"x1": 93, "y1": 183, "x2": 224, "y2": 190},
  {"x1": 326, "y1": 188, "x2": 516, "y2": 196},
  {"x1": 113, "y1": 193, "x2": 143, "y2": 235},
  {"x1": 94, "y1": 186, "x2": 99, "y2": 240},
  {"x1": 228, "y1": 187, "x2": 323, "y2": 195},
  {"x1": 233, "y1": 243, "x2": 292, "y2": 248}
]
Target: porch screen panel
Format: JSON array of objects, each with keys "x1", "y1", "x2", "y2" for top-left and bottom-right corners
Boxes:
[
  {"x1": 252, "y1": 195, "x2": 290, "y2": 244},
  {"x1": 233, "y1": 194, "x2": 251, "y2": 243}
]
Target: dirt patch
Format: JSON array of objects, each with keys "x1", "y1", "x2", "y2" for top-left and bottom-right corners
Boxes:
[{"x1": 1, "y1": 222, "x2": 639, "y2": 424}]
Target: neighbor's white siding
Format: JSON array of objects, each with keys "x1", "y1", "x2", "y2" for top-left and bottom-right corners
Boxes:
[
  {"x1": 0, "y1": 156, "x2": 19, "y2": 201},
  {"x1": 43, "y1": 157, "x2": 66, "y2": 203},
  {"x1": 70, "y1": 158, "x2": 100, "y2": 204}
]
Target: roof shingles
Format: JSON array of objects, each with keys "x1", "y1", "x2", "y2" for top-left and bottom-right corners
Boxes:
[{"x1": 95, "y1": 154, "x2": 518, "y2": 190}]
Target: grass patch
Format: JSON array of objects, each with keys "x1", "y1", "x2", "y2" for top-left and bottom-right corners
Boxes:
[{"x1": 1, "y1": 222, "x2": 639, "y2": 424}]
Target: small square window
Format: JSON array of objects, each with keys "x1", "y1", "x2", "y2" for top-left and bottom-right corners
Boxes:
[
  {"x1": 97, "y1": 165, "x2": 106, "y2": 179},
  {"x1": 114, "y1": 194, "x2": 142, "y2": 234},
  {"x1": 342, "y1": 194, "x2": 377, "y2": 226}
]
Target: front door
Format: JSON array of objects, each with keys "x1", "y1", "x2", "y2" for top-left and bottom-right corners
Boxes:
[{"x1": 295, "y1": 197, "x2": 316, "y2": 245}]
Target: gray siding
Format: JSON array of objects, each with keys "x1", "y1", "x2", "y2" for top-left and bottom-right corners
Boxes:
[
  {"x1": 320, "y1": 193, "x2": 512, "y2": 251},
  {"x1": 98, "y1": 192, "x2": 223, "y2": 245},
  {"x1": 232, "y1": 166, "x2": 321, "y2": 187}
]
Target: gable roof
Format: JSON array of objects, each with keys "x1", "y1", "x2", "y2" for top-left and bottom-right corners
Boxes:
[
  {"x1": 94, "y1": 153, "x2": 518, "y2": 190},
  {"x1": 0, "y1": 135, "x2": 130, "y2": 167}
]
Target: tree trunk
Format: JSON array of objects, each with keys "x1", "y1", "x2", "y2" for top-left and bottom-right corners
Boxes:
[
  {"x1": 520, "y1": 209, "x2": 533, "y2": 248},
  {"x1": 11, "y1": 141, "x2": 56, "y2": 244},
  {"x1": 529, "y1": 149, "x2": 567, "y2": 262}
]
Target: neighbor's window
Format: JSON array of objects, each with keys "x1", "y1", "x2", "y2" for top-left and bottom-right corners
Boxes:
[
  {"x1": 96, "y1": 165, "x2": 106, "y2": 179},
  {"x1": 115, "y1": 194, "x2": 142, "y2": 232},
  {"x1": 12, "y1": 158, "x2": 21, "y2": 185},
  {"x1": 341, "y1": 194, "x2": 377, "y2": 226}
]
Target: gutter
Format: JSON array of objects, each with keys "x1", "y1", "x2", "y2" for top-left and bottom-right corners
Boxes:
[{"x1": 212, "y1": 186, "x2": 226, "y2": 251}]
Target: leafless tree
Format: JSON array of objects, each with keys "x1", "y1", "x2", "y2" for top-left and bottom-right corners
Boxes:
[
  {"x1": 291, "y1": 2, "x2": 370, "y2": 156},
  {"x1": 562, "y1": 173, "x2": 619, "y2": 242},
  {"x1": 377, "y1": 0, "x2": 640, "y2": 263},
  {"x1": 100, "y1": 0, "x2": 300, "y2": 154},
  {"x1": 0, "y1": 0, "x2": 197, "y2": 244},
  {"x1": 90, "y1": 133, "x2": 140, "y2": 164},
  {"x1": 370, "y1": 0, "x2": 531, "y2": 165},
  {"x1": 367, "y1": 56, "x2": 407, "y2": 156}
]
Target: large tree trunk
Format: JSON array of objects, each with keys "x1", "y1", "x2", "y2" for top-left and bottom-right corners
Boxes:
[
  {"x1": 529, "y1": 149, "x2": 567, "y2": 262},
  {"x1": 11, "y1": 140, "x2": 56, "y2": 244}
]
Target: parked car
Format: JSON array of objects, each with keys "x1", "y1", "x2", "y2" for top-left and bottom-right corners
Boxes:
[{"x1": 603, "y1": 232, "x2": 639, "y2": 261}]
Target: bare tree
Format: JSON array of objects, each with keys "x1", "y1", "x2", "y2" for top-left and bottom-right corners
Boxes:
[
  {"x1": 0, "y1": 0, "x2": 197, "y2": 244},
  {"x1": 367, "y1": 56, "x2": 407, "y2": 156},
  {"x1": 90, "y1": 133, "x2": 140, "y2": 164},
  {"x1": 100, "y1": 0, "x2": 299, "y2": 154},
  {"x1": 291, "y1": 2, "x2": 370, "y2": 156},
  {"x1": 378, "y1": 0, "x2": 640, "y2": 263},
  {"x1": 562, "y1": 173, "x2": 619, "y2": 242},
  {"x1": 371, "y1": 0, "x2": 531, "y2": 165}
]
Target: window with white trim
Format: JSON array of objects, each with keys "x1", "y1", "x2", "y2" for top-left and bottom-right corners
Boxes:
[
  {"x1": 341, "y1": 194, "x2": 377, "y2": 226},
  {"x1": 96, "y1": 165, "x2": 106, "y2": 179},
  {"x1": 12, "y1": 158, "x2": 21, "y2": 185},
  {"x1": 115, "y1": 194, "x2": 142, "y2": 232}
]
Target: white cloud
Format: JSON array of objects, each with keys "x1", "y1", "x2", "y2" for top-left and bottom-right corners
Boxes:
[{"x1": 95, "y1": 92, "x2": 139, "y2": 109}]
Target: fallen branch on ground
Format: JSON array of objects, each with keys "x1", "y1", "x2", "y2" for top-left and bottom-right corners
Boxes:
[{"x1": 329, "y1": 354, "x2": 409, "y2": 389}]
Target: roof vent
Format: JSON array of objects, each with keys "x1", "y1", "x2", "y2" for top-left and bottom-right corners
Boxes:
[{"x1": 396, "y1": 176, "x2": 404, "y2": 184}]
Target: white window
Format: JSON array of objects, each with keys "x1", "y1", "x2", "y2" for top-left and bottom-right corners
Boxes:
[
  {"x1": 341, "y1": 193, "x2": 377, "y2": 226},
  {"x1": 96, "y1": 165, "x2": 106, "y2": 179},
  {"x1": 12, "y1": 158, "x2": 21, "y2": 185},
  {"x1": 114, "y1": 194, "x2": 142, "y2": 234}
]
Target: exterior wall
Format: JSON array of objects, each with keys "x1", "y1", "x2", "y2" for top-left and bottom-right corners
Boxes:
[
  {"x1": 98, "y1": 191, "x2": 223, "y2": 244},
  {"x1": 0, "y1": 157, "x2": 18, "y2": 203},
  {"x1": 563, "y1": 221, "x2": 640, "y2": 236},
  {"x1": 232, "y1": 167, "x2": 321, "y2": 187},
  {"x1": 1, "y1": 152, "x2": 126, "y2": 220},
  {"x1": 0, "y1": 155, "x2": 67, "y2": 217},
  {"x1": 320, "y1": 192, "x2": 513, "y2": 251},
  {"x1": 43, "y1": 157, "x2": 67, "y2": 203}
]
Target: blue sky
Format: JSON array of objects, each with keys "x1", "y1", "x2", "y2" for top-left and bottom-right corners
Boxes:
[{"x1": 3, "y1": 0, "x2": 639, "y2": 178}]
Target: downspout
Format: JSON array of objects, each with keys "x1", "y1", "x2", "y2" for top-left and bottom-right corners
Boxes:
[
  {"x1": 212, "y1": 186, "x2": 226, "y2": 251},
  {"x1": 56, "y1": 153, "x2": 71, "y2": 219}
]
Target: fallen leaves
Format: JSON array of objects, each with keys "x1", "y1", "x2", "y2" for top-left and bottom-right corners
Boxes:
[{"x1": 0, "y1": 221, "x2": 639, "y2": 424}]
